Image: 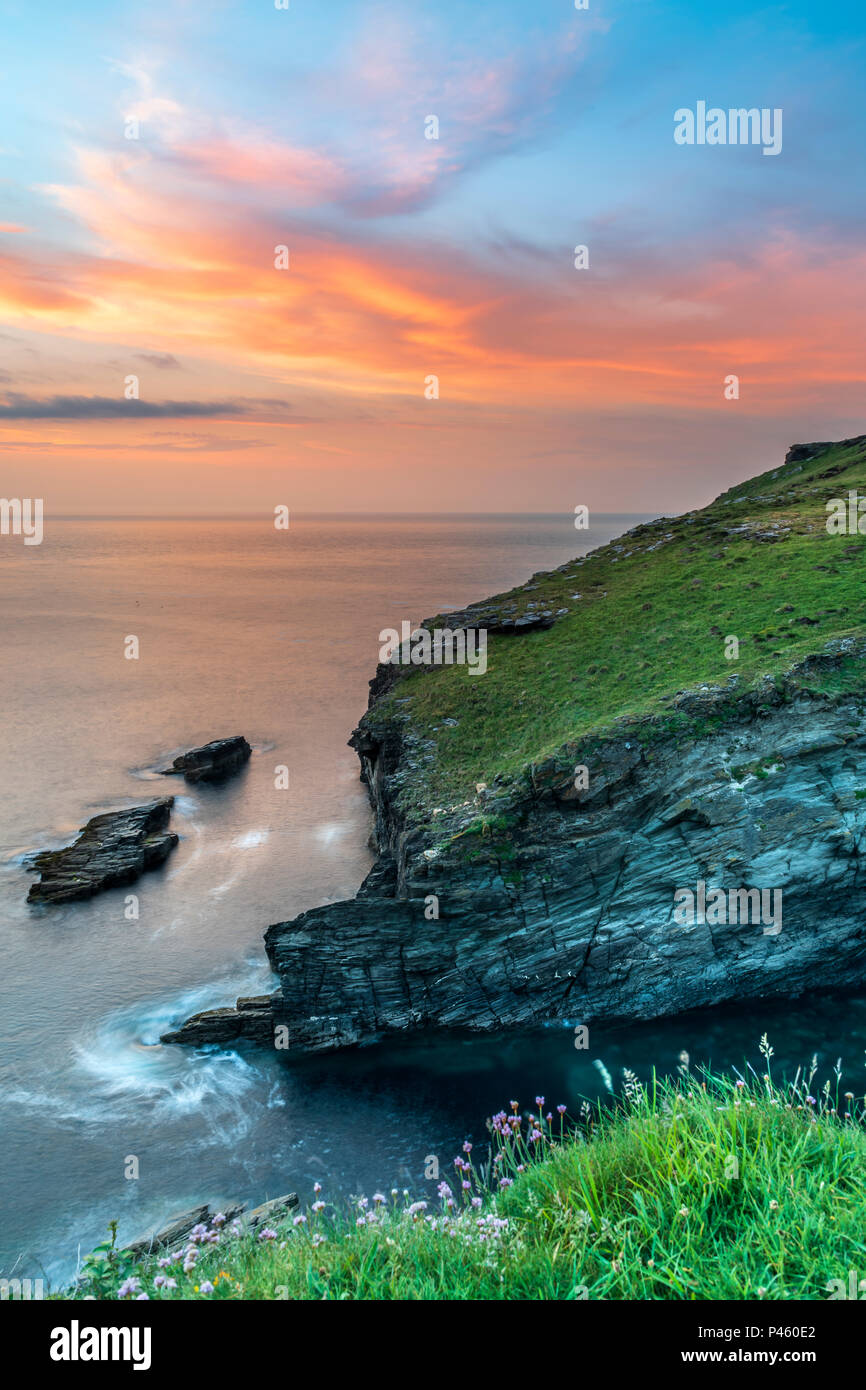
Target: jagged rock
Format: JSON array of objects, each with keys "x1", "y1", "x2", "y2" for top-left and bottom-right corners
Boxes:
[
  {"x1": 124, "y1": 1203, "x2": 245, "y2": 1257},
  {"x1": 27, "y1": 799, "x2": 178, "y2": 904},
  {"x1": 242, "y1": 1194, "x2": 299, "y2": 1229},
  {"x1": 161, "y1": 736, "x2": 251, "y2": 783},
  {"x1": 160, "y1": 993, "x2": 279, "y2": 1045}
]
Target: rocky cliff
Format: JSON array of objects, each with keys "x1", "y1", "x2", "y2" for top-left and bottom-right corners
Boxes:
[{"x1": 162, "y1": 436, "x2": 866, "y2": 1052}]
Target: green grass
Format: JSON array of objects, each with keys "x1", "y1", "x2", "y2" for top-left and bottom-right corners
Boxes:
[
  {"x1": 63, "y1": 1044, "x2": 866, "y2": 1301},
  {"x1": 369, "y1": 435, "x2": 866, "y2": 813}
]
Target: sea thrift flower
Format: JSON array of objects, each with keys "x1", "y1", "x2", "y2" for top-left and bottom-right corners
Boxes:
[
  {"x1": 463, "y1": 1141, "x2": 473, "y2": 1154},
  {"x1": 157, "y1": 1256, "x2": 172, "y2": 1269},
  {"x1": 198, "y1": 1281, "x2": 215, "y2": 1295},
  {"x1": 135, "y1": 1293, "x2": 149, "y2": 1301},
  {"x1": 117, "y1": 1277, "x2": 140, "y2": 1299},
  {"x1": 407, "y1": 1201, "x2": 428, "y2": 1217},
  {"x1": 211, "y1": 1212, "x2": 226, "y2": 1228},
  {"x1": 259, "y1": 1227, "x2": 278, "y2": 1240},
  {"x1": 557, "y1": 1104, "x2": 567, "y2": 1115},
  {"x1": 312, "y1": 1234, "x2": 326, "y2": 1248},
  {"x1": 312, "y1": 1201, "x2": 325, "y2": 1213},
  {"x1": 373, "y1": 1193, "x2": 386, "y2": 1205},
  {"x1": 153, "y1": 1275, "x2": 177, "y2": 1290},
  {"x1": 292, "y1": 1215, "x2": 307, "y2": 1228},
  {"x1": 313, "y1": 1182, "x2": 322, "y2": 1194},
  {"x1": 536, "y1": 1096, "x2": 545, "y2": 1108}
]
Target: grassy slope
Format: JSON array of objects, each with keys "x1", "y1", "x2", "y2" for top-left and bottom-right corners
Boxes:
[
  {"x1": 375, "y1": 435, "x2": 866, "y2": 811},
  {"x1": 67, "y1": 1058, "x2": 866, "y2": 1300}
]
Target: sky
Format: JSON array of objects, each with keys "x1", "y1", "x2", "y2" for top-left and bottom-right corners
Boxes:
[{"x1": 0, "y1": 0, "x2": 864, "y2": 515}]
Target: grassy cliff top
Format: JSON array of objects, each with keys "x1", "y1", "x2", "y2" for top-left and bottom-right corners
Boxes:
[
  {"x1": 368, "y1": 434, "x2": 866, "y2": 811},
  {"x1": 66, "y1": 1056, "x2": 866, "y2": 1301}
]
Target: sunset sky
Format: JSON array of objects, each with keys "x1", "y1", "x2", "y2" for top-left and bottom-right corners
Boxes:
[{"x1": 1, "y1": 0, "x2": 864, "y2": 514}]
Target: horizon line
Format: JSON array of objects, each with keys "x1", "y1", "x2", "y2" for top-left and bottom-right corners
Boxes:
[{"x1": 44, "y1": 510, "x2": 664, "y2": 521}]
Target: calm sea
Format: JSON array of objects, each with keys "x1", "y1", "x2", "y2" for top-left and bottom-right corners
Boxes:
[{"x1": 2, "y1": 514, "x2": 864, "y2": 1284}]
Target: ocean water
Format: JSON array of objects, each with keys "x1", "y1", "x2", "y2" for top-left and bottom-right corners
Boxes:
[{"x1": 1, "y1": 513, "x2": 864, "y2": 1285}]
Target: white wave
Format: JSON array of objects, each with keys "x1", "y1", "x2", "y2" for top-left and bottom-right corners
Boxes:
[
  {"x1": 232, "y1": 829, "x2": 269, "y2": 849},
  {"x1": 314, "y1": 822, "x2": 347, "y2": 847}
]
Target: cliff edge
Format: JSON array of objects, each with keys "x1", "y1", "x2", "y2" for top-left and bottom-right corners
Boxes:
[{"x1": 163, "y1": 435, "x2": 866, "y2": 1052}]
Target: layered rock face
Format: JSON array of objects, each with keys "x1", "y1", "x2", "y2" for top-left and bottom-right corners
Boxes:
[
  {"x1": 254, "y1": 652, "x2": 866, "y2": 1054},
  {"x1": 28, "y1": 798, "x2": 178, "y2": 904},
  {"x1": 161, "y1": 736, "x2": 251, "y2": 783}
]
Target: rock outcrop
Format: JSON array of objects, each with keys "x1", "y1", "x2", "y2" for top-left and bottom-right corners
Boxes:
[
  {"x1": 160, "y1": 994, "x2": 278, "y2": 1046},
  {"x1": 161, "y1": 736, "x2": 251, "y2": 783},
  {"x1": 28, "y1": 799, "x2": 178, "y2": 904},
  {"x1": 160, "y1": 438, "x2": 866, "y2": 1055},
  {"x1": 257, "y1": 651, "x2": 866, "y2": 1052},
  {"x1": 162, "y1": 640, "x2": 866, "y2": 1054}
]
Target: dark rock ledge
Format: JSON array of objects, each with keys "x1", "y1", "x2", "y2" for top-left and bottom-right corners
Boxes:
[
  {"x1": 160, "y1": 736, "x2": 251, "y2": 784},
  {"x1": 160, "y1": 993, "x2": 278, "y2": 1046},
  {"x1": 27, "y1": 798, "x2": 178, "y2": 905}
]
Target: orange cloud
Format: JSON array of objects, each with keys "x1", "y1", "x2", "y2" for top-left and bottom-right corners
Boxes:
[{"x1": 1, "y1": 129, "x2": 865, "y2": 459}]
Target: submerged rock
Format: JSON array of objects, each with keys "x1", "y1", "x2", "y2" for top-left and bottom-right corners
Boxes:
[
  {"x1": 27, "y1": 798, "x2": 178, "y2": 904},
  {"x1": 161, "y1": 736, "x2": 251, "y2": 784}
]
